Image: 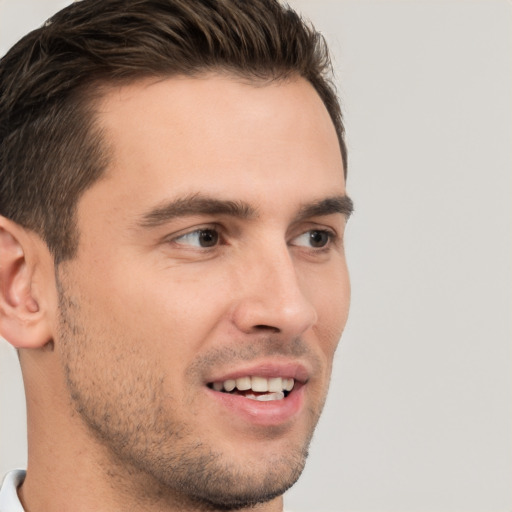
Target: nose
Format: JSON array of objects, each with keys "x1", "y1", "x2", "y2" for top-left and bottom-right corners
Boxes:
[{"x1": 231, "y1": 243, "x2": 318, "y2": 338}]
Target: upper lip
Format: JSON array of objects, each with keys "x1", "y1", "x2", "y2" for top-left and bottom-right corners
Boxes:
[{"x1": 205, "y1": 359, "x2": 311, "y2": 385}]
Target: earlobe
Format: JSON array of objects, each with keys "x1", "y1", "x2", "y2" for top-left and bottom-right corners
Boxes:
[{"x1": 0, "y1": 216, "x2": 54, "y2": 349}]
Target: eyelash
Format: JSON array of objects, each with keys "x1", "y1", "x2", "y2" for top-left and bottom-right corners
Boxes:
[
  {"x1": 172, "y1": 227, "x2": 222, "y2": 249},
  {"x1": 169, "y1": 225, "x2": 338, "y2": 251}
]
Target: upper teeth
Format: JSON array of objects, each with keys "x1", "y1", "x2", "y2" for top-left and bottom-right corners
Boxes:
[{"x1": 212, "y1": 376, "x2": 295, "y2": 393}]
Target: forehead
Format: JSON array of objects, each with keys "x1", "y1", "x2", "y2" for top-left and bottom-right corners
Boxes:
[{"x1": 86, "y1": 74, "x2": 345, "y2": 217}]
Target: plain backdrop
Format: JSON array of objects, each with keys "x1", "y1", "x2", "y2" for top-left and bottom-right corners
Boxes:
[{"x1": 0, "y1": 1, "x2": 511, "y2": 511}]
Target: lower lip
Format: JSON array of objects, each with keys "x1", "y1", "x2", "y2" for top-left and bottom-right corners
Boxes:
[{"x1": 206, "y1": 385, "x2": 305, "y2": 427}]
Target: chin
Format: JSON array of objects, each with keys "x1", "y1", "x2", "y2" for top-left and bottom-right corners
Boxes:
[
  {"x1": 124, "y1": 431, "x2": 311, "y2": 511},
  {"x1": 166, "y1": 448, "x2": 308, "y2": 511}
]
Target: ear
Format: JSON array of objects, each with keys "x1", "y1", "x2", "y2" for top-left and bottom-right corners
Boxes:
[{"x1": 0, "y1": 216, "x2": 55, "y2": 349}]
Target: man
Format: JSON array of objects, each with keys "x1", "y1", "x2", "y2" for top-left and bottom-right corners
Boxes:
[{"x1": 0, "y1": 0, "x2": 353, "y2": 510}]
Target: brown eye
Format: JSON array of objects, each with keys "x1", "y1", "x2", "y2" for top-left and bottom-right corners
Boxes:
[
  {"x1": 309, "y1": 230, "x2": 330, "y2": 248},
  {"x1": 174, "y1": 228, "x2": 220, "y2": 248},
  {"x1": 291, "y1": 229, "x2": 333, "y2": 249},
  {"x1": 197, "y1": 229, "x2": 219, "y2": 247}
]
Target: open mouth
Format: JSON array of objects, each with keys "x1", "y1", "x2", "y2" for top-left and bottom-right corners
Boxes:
[{"x1": 207, "y1": 376, "x2": 295, "y2": 401}]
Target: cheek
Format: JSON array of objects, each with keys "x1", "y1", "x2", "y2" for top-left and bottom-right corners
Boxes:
[
  {"x1": 99, "y1": 263, "x2": 230, "y2": 359},
  {"x1": 309, "y1": 262, "x2": 350, "y2": 354}
]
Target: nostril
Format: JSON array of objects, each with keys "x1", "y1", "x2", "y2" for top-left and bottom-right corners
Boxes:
[{"x1": 254, "y1": 324, "x2": 281, "y2": 333}]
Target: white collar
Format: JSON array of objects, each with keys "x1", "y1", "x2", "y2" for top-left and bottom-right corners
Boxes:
[{"x1": 0, "y1": 470, "x2": 26, "y2": 512}]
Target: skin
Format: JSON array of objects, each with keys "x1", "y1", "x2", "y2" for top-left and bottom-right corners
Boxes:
[{"x1": 0, "y1": 74, "x2": 350, "y2": 512}]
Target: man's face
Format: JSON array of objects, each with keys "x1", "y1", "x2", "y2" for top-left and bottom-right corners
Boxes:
[{"x1": 56, "y1": 75, "x2": 350, "y2": 509}]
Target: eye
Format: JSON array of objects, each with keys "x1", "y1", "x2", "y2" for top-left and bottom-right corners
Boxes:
[
  {"x1": 174, "y1": 228, "x2": 220, "y2": 248},
  {"x1": 291, "y1": 229, "x2": 333, "y2": 249}
]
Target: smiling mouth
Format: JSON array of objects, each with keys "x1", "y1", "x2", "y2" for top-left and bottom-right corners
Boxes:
[{"x1": 207, "y1": 376, "x2": 295, "y2": 401}]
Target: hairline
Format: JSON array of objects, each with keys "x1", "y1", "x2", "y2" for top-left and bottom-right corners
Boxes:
[
  {"x1": 78, "y1": 66, "x2": 346, "y2": 177},
  {"x1": 59, "y1": 68, "x2": 346, "y2": 263}
]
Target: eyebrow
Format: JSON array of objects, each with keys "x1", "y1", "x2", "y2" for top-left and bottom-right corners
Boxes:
[
  {"x1": 137, "y1": 192, "x2": 354, "y2": 228},
  {"x1": 296, "y1": 195, "x2": 354, "y2": 221},
  {"x1": 138, "y1": 193, "x2": 257, "y2": 228}
]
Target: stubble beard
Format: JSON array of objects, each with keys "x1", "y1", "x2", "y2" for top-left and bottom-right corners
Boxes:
[{"x1": 56, "y1": 278, "x2": 324, "y2": 511}]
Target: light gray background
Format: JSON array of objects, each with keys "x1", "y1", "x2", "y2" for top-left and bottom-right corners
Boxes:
[{"x1": 1, "y1": 1, "x2": 511, "y2": 511}]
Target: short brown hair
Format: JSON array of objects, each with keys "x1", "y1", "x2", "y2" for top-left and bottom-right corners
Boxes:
[{"x1": 0, "y1": 0, "x2": 347, "y2": 263}]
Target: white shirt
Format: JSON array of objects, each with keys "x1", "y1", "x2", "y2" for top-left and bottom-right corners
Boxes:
[{"x1": 0, "y1": 470, "x2": 25, "y2": 512}]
